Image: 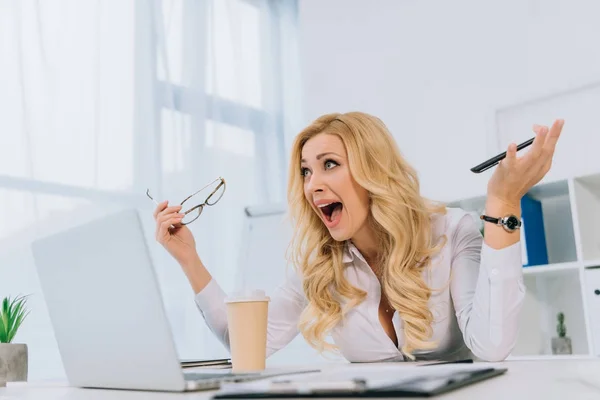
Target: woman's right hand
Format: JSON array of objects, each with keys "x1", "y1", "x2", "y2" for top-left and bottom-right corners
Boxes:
[{"x1": 153, "y1": 201, "x2": 199, "y2": 266}]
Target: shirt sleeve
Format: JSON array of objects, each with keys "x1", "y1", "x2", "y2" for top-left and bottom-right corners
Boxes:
[
  {"x1": 194, "y1": 268, "x2": 307, "y2": 358},
  {"x1": 449, "y1": 212, "x2": 526, "y2": 362}
]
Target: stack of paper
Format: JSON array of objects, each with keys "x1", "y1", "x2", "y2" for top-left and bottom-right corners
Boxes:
[{"x1": 180, "y1": 358, "x2": 232, "y2": 369}]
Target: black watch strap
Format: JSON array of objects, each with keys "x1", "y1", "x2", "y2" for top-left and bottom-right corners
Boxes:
[
  {"x1": 480, "y1": 215, "x2": 501, "y2": 225},
  {"x1": 480, "y1": 214, "x2": 521, "y2": 232}
]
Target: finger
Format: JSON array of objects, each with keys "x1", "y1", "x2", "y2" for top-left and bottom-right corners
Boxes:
[
  {"x1": 528, "y1": 125, "x2": 548, "y2": 160},
  {"x1": 532, "y1": 124, "x2": 544, "y2": 134},
  {"x1": 156, "y1": 210, "x2": 184, "y2": 237},
  {"x1": 153, "y1": 200, "x2": 169, "y2": 219},
  {"x1": 158, "y1": 215, "x2": 185, "y2": 239},
  {"x1": 157, "y1": 208, "x2": 184, "y2": 225},
  {"x1": 504, "y1": 142, "x2": 517, "y2": 168},
  {"x1": 156, "y1": 205, "x2": 183, "y2": 220},
  {"x1": 543, "y1": 119, "x2": 564, "y2": 156}
]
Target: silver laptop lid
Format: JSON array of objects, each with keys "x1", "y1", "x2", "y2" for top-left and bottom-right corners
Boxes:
[{"x1": 32, "y1": 208, "x2": 186, "y2": 391}]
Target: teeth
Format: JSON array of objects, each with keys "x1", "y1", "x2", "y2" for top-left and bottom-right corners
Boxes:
[{"x1": 318, "y1": 203, "x2": 333, "y2": 208}]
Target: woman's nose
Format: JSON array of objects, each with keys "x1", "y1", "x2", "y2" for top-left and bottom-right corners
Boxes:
[{"x1": 307, "y1": 172, "x2": 325, "y2": 193}]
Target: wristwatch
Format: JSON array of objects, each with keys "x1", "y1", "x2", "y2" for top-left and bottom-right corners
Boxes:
[{"x1": 480, "y1": 214, "x2": 521, "y2": 233}]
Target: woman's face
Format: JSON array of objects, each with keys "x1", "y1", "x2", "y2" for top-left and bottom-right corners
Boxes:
[{"x1": 301, "y1": 133, "x2": 370, "y2": 241}]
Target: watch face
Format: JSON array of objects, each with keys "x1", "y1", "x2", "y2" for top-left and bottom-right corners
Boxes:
[{"x1": 505, "y1": 215, "x2": 520, "y2": 230}]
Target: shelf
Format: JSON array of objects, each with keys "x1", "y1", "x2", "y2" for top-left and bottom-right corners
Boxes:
[
  {"x1": 572, "y1": 175, "x2": 600, "y2": 261},
  {"x1": 512, "y1": 270, "x2": 589, "y2": 358},
  {"x1": 583, "y1": 268, "x2": 600, "y2": 356},
  {"x1": 522, "y1": 261, "x2": 581, "y2": 276},
  {"x1": 506, "y1": 354, "x2": 595, "y2": 361},
  {"x1": 583, "y1": 259, "x2": 600, "y2": 269},
  {"x1": 534, "y1": 185, "x2": 578, "y2": 264},
  {"x1": 449, "y1": 178, "x2": 578, "y2": 265},
  {"x1": 527, "y1": 179, "x2": 570, "y2": 200},
  {"x1": 448, "y1": 173, "x2": 600, "y2": 359}
]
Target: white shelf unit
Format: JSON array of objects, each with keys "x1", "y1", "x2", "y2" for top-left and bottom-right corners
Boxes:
[{"x1": 448, "y1": 172, "x2": 600, "y2": 360}]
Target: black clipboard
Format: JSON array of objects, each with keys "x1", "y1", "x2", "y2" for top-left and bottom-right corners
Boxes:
[{"x1": 212, "y1": 367, "x2": 507, "y2": 398}]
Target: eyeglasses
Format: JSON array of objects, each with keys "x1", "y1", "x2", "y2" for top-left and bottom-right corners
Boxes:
[{"x1": 146, "y1": 177, "x2": 226, "y2": 225}]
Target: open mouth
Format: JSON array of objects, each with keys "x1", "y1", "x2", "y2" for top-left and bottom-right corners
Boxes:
[{"x1": 319, "y1": 202, "x2": 343, "y2": 224}]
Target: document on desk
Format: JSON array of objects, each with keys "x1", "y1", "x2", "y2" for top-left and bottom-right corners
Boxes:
[
  {"x1": 212, "y1": 364, "x2": 507, "y2": 398},
  {"x1": 181, "y1": 358, "x2": 232, "y2": 369}
]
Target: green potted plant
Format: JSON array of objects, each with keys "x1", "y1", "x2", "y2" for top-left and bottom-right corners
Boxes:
[
  {"x1": 551, "y1": 312, "x2": 572, "y2": 355},
  {"x1": 0, "y1": 294, "x2": 30, "y2": 385}
]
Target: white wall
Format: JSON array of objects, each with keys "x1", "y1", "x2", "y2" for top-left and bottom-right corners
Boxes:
[{"x1": 298, "y1": 0, "x2": 600, "y2": 202}]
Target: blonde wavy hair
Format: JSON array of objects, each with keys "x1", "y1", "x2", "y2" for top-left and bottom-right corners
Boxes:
[{"x1": 287, "y1": 112, "x2": 447, "y2": 360}]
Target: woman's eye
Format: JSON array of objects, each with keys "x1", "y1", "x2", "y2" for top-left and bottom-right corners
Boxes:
[
  {"x1": 301, "y1": 167, "x2": 310, "y2": 177},
  {"x1": 324, "y1": 160, "x2": 338, "y2": 169}
]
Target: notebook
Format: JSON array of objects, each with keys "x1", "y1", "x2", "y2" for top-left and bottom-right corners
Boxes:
[{"x1": 181, "y1": 358, "x2": 232, "y2": 369}]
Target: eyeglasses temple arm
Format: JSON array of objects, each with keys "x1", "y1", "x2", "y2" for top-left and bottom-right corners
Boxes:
[{"x1": 146, "y1": 189, "x2": 159, "y2": 205}]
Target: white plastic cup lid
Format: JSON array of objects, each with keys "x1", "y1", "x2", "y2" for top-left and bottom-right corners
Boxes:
[{"x1": 225, "y1": 289, "x2": 270, "y2": 304}]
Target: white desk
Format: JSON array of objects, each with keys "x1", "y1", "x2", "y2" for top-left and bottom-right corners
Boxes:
[{"x1": 3, "y1": 359, "x2": 600, "y2": 399}]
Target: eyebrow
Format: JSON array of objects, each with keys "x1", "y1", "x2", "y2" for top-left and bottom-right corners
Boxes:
[{"x1": 300, "y1": 152, "x2": 342, "y2": 163}]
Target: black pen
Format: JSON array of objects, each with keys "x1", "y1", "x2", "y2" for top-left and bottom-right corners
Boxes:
[{"x1": 471, "y1": 137, "x2": 534, "y2": 173}]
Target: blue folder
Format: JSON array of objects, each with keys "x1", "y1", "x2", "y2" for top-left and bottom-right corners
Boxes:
[{"x1": 521, "y1": 194, "x2": 548, "y2": 267}]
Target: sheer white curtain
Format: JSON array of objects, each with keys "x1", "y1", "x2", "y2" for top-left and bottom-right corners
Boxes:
[{"x1": 0, "y1": 0, "x2": 302, "y2": 380}]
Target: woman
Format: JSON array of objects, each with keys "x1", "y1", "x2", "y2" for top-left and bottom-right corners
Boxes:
[{"x1": 153, "y1": 112, "x2": 563, "y2": 362}]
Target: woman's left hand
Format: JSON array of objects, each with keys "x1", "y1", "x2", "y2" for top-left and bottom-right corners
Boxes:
[{"x1": 486, "y1": 119, "x2": 565, "y2": 206}]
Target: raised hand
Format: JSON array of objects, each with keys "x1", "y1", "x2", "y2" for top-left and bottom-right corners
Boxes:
[
  {"x1": 153, "y1": 201, "x2": 198, "y2": 266},
  {"x1": 487, "y1": 119, "x2": 565, "y2": 206}
]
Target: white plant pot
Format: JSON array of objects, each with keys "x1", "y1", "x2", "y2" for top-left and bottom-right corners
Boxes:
[
  {"x1": 0, "y1": 343, "x2": 28, "y2": 383},
  {"x1": 551, "y1": 337, "x2": 572, "y2": 355}
]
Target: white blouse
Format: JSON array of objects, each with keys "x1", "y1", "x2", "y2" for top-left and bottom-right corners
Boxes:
[{"x1": 194, "y1": 207, "x2": 526, "y2": 362}]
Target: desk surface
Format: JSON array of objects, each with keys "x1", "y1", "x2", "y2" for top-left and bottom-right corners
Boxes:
[{"x1": 3, "y1": 359, "x2": 600, "y2": 399}]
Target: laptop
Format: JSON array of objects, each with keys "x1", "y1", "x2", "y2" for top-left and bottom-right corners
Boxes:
[{"x1": 31, "y1": 208, "x2": 314, "y2": 392}]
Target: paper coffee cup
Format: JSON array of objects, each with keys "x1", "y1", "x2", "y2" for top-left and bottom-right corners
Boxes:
[{"x1": 225, "y1": 290, "x2": 270, "y2": 373}]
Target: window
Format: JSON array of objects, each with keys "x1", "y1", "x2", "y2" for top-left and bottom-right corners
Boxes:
[{"x1": 0, "y1": 0, "x2": 300, "y2": 379}]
